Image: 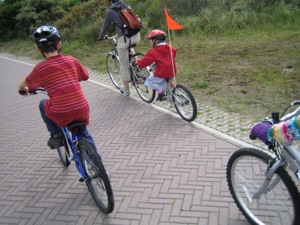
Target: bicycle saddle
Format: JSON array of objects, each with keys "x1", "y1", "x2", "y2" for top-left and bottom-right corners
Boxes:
[{"x1": 67, "y1": 121, "x2": 85, "y2": 132}]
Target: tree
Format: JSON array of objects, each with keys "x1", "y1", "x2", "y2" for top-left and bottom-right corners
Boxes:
[
  {"x1": 15, "y1": 0, "x2": 65, "y2": 38},
  {"x1": 0, "y1": 0, "x2": 23, "y2": 40}
]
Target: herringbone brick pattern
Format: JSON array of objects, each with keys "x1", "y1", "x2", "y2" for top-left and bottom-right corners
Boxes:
[{"x1": 0, "y1": 55, "x2": 250, "y2": 224}]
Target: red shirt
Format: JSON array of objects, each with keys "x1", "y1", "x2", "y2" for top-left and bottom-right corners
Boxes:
[
  {"x1": 26, "y1": 54, "x2": 90, "y2": 126},
  {"x1": 136, "y1": 43, "x2": 177, "y2": 79}
]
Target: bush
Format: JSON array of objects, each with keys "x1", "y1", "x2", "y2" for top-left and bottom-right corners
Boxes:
[{"x1": 55, "y1": 0, "x2": 106, "y2": 42}]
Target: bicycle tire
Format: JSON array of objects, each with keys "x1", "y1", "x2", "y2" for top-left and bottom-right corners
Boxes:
[
  {"x1": 226, "y1": 148, "x2": 300, "y2": 225},
  {"x1": 77, "y1": 139, "x2": 114, "y2": 214},
  {"x1": 173, "y1": 84, "x2": 197, "y2": 122},
  {"x1": 56, "y1": 132, "x2": 70, "y2": 166},
  {"x1": 131, "y1": 53, "x2": 155, "y2": 103},
  {"x1": 106, "y1": 53, "x2": 121, "y2": 89}
]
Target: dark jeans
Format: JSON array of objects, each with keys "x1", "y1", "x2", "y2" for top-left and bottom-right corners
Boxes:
[{"x1": 39, "y1": 99, "x2": 96, "y2": 149}]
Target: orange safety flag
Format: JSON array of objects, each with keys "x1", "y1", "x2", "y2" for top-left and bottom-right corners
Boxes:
[{"x1": 164, "y1": 8, "x2": 183, "y2": 30}]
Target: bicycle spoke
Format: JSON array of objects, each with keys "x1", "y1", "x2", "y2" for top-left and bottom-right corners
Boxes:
[
  {"x1": 131, "y1": 53, "x2": 155, "y2": 103},
  {"x1": 106, "y1": 54, "x2": 121, "y2": 89},
  {"x1": 78, "y1": 140, "x2": 114, "y2": 214},
  {"x1": 173, "y1": 84, "x2": 197, "y2": 122}
]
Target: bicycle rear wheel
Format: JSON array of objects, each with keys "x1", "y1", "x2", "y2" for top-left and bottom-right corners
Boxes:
[
  {"x1": 227, "y1": 148, "x2": 300, "y2": 225},
  {"x1": 131, "y1": 53, "x2": 155, "y2": 103},
  {"x1": 77, "y1": 139, "x2": 114, "y2": 214},
  {"x1": 57, "y1": 133, "x2": 70, "y2": 166},
  {"x1": 106, "y1": 53, "x2": 121, "y2": 89},
  {"x1": 173, "y1": 84, "x2": 197, "y2": 122}
]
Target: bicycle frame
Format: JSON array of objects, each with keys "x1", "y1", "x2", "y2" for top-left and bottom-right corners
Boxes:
[
  {"x1": 108, "y1": 35, "x2": 118, "y2": 57},
  {"x1": 251, "y1": 134, "x2": 300, "y2": 201},
  {"x1": 107, "y1": 35, "x2": 136, "y2": 60},
  {"x1": 282, "y1": 143, "x2": 300, "y2": 179},
  {"x1": 62, "y1": 127, "x2": 86, "y2": 180}
]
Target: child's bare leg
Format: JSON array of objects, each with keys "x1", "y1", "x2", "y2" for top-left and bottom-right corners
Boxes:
[{"x1": 169, "y1": 79, "x2": 175, "y2": 88}]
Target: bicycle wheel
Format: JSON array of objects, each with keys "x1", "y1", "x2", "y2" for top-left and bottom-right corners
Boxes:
[
  {"x1": 173, "y1": 84, "x2": 197, "y2": 122},
  {"x1": 131, "y1": 53, "x2": 155, "y2": 103},
  {"x1": 226, "y1": 148, "x2": 300, "y2": 225},
  {"x1": 77, "y1": 139, "x2": 114, "y2": 214},
  {"x1": 56, "y1": 132, "x2": 70, "y2": 166},
  {"x1": 106, "y1": 53, "x2": 121, "y2": 89}
]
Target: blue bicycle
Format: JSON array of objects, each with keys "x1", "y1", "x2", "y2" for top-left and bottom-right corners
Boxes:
[{"x1": 19, "y1": 88, "x2": 114, "y2": 214}]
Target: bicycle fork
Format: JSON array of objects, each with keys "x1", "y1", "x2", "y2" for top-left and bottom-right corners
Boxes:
[{"x1": 250, "y1": 159, "x2": 282, "y2": 201}]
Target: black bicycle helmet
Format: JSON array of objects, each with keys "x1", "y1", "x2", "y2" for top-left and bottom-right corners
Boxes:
[{"x1": 33, "y1": 25, "x2": 61, "y2": 47}]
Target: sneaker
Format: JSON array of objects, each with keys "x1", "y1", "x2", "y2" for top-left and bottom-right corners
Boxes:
[
  {"x1": 156, "y1": 92, "x2": 166, "y2": 101},
  {"x1": 119, "y1": 85, "x2": 130, "y2": 97},
  {"x1": 47, "y1": 136, "x2": 64, "y2": 149}
]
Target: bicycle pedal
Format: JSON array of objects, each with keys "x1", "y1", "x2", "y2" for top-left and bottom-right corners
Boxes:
[{"x1": 79, "y1": 177, "x2": 84, "y2": 182}]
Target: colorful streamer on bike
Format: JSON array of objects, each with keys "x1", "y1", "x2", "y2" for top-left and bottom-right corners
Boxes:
[
  {"x1": 251, "y1": 115, "x2": 300, "y2": 144},
  {"x1": 268, "y1": 115, "x2": 300, "y2": 143}
]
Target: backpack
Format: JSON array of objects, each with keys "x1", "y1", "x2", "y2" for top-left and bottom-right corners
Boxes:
[{"x1": 114, "y1": 4, "x2": 142, "y2": 37}]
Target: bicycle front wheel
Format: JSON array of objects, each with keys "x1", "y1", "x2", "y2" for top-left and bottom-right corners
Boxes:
[
  {"x1": 227, "y1": 148, "x2": 300, "y2": 225},
  {"x1": 77, "y1": 139, "x2": 114, "y2": 214},
  {"x1": 173, "y1": 84, "x2": 197, "y2": 122},
  {"x1": 131, "y1": 53, "x2": 155, "y2": 103},
  {"x1": 106, "y1": 53, "x2": 121, "y2": 89},
  {"x1": 56, "y1": 132, "x2": 70, "y2": 166}
]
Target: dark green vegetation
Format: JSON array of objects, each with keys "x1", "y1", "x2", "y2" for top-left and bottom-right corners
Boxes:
[{"x1": 1, "y1": 0, "x2": 300, "y2": 120}]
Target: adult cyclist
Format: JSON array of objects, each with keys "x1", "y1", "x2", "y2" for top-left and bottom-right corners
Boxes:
[{"x1": 98, "y1": 0, "x2": 140, "y2": 97}]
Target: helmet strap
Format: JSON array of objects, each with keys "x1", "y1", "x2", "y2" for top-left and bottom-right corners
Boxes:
[
  {"x1": 41, "y1": 51, "x2": 47, "y2": 59},
  {"x1": 152, "y1": 39, "x2": 159, "y2": 47}
]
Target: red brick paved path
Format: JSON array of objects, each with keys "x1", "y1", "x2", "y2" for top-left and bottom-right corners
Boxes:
[{"x1": 0, "y1": 56, "x2": 250, "y2": 224}]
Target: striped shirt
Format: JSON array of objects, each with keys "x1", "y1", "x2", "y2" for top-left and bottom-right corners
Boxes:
[{"x1": 26, "y1": 54, "x2": 90, "y2": 126}]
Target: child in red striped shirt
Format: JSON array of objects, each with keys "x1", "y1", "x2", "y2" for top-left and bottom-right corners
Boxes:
[{"x1": 18, "y1": 26, "x2": 95, "y2": 149}]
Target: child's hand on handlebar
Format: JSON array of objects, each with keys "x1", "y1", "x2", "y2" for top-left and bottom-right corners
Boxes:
[
  {"x1": 132, "y1": 61, "x2": 139, "y2": 67},
  {"x1": 18, "y1": 87, "x2": 29, "y2": 96}
]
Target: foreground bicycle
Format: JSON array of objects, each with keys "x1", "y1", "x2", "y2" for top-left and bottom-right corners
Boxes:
[
  {"x1": 106, "y1": 35, "x2": 155, "y2": 103},
  {"x1": 226, "y1": 100, "x2": 300, "y2": 225},
  {"x1": 19, "y1": 88, "x2": 114, "y2": 214},
  {"x1": 106, "y1": 35, "x2": 197, "y2": 122}
]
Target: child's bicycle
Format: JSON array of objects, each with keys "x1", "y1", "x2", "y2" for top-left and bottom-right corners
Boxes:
[
  {"x1": 19, "y1": 88, "x2": 114, "y2": 214},
  {"x1": 105, "y1": 35, "x2": 197, "y2": 122},
  {"x1": 146, "y1": 75, "x2": 197, "y2": 122},
  {"x1": 226, "y1": 100, "x2": 300, "y2": 225},
  {"x1": 105, "y1": 35, "x2": 155, "y2": 103}
]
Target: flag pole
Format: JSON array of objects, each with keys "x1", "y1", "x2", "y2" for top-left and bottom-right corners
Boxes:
[
  {"x1": 166, "y1": 28, "x2": 176, "y2": 79},
  {"x1": 164, "y1": 8, "x2": 183, "y2": 80}
]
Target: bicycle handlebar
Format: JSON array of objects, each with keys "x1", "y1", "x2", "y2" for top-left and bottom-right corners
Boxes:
[
  {"x1": 250, "y1": 100, "x2": 300, "y2": 143},
  {"x1": 105, "y1": 35, "x2": 118, "y2": 43},
  {"x1": 18, "y1": 88, "x2": 46, "y2": 95},
  {"x1": 280, "y1": 100, "x2": 300, "y2": 122}
]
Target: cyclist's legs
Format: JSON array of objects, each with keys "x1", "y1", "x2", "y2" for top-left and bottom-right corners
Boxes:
[
  {"x1": 144, "y1": 75, "x2": 167, "y2": 92},
  {"x1": 77, "y1": 127, "x2": 100, "y2": 158},
  {"x1": 77, "y1": 127, "x2": 96, "y2": 150},
  {"x1": 168, "y1": 78, "x2": 176, "y2": 88},
  {"x1": 117, "y1": 33, "x2": 140, "y2": 89},
  {"x1": 39, "y1": 99, "x2": 61, "y2": 138}
]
